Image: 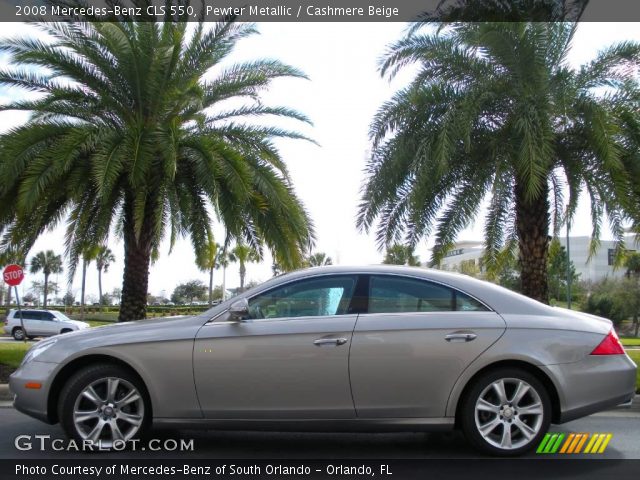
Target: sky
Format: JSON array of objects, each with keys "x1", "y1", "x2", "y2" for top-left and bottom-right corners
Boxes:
[{"x1": 1, "y1": 21, "x2": 640, "y2": 301}]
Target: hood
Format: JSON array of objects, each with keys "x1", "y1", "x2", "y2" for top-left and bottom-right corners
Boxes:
[{"x1": 66, "y1": 319, "x2": 90, "y2": 328}]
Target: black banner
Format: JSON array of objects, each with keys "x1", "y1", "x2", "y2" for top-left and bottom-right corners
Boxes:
[
  {"x1": 2, "y1": 459, "x2": 640, "y2": 480},
  {"x1": 1, "y1": 0, "x2": 640, "y2": 22}
]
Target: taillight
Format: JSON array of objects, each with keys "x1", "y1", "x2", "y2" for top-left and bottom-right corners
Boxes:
[{"x1": 590, "y1": 329, "x2": 625, "y2": 355}]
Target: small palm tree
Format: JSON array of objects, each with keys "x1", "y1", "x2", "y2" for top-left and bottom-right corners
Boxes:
[
  {"x1": 382, "y1": 244, "x2": 421, "y2": 266},
  {"x1": 95, "y1": 246, "x2": 115, "y2": 306},
  {"x1": 77, "y1": 245, "x2": 99, "y2": 320},
  {"x1": 229, "y1": 243, "x2": 262, "y2": 291},
  {"x1": 307, "y1": 252, "x2": 333, "y2": 267},
  {"x1": 359, "y1": 22, "x2": 640, "y2": 303},
  {"x1": 196, "y1": 240, "x2": 222, "y2": 306},
  {"x1": 29, "y1": 250, "x2": 63, "y2": 307}
]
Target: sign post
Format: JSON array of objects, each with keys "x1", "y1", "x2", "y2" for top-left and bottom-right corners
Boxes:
[{"x1": 3, "y1": 264, "x2": 26, "y2": 342}]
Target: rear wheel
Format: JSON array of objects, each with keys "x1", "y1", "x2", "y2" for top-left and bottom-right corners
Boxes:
[
  {"x1": 459, "y1": 368, "x2": 550, "y2": 456},
  {"x1": 58, "y1": 364, "x2": 150, "y2": 449},
  {"x1": 12, "y1": 328, "x2": 25, "y2": 341}
]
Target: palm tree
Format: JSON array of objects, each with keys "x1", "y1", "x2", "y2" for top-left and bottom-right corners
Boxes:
[
  {"x1": 229, "y1": 243, "x2": 261, "y2": 291},
  {"x1": 95, "y1": 246, "x2": 115, "y2": 306},
  {"x1": 382, "y1": 244, "x2": 421, "y2": 266},
  {"x1": 0, "y1": 15, "x2": 314, "y2": 321},
  {"x1": 29, "y1": 250, "x2": 63, "y2": 307},
  {"x1": 196, "y1": 240, "x2": 222, "y2": 306},
  {"x1": 307, "y1": 252, "x2": 333, "y2": 267},
  {"x1": 358, "y1": 22, "x2": 640, "y2": 303},
  {"x1": 77, "y1": 244, "x2": 99, "y2": 320}
]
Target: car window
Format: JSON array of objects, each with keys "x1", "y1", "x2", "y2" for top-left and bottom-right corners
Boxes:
[
  {"x1": 369, "y1": 276, "x2": 454, "y2": 313},
  {"x1": 456, "y1": 291, "x2": 489, "y2": 311},
  {"x1": 41, "y1": 312, "x2": 55, "y2": 321},
  {"x1": 248, "y1": 276, "x2": 357, "y2": 320},
  {"x1": 368, "y1": 276, "x2": 490, "y2": 313},
  {"x1": 18, "y1": 310, "x2": 39, "y2": 320}
]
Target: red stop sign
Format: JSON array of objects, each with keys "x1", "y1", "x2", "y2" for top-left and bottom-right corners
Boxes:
[{"x1": 3, "y1": 264, "x2": 24, "y2": 286}]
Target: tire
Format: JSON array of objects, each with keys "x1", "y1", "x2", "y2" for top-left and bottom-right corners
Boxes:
[
  {"x1": 459, "y1": 368, "x2": 551, "y2": 456},
  {"x1": 60, "y1": 329, "x2": 73, "y2": 334},
  {"x1": 58, "y1": 364, "x2": 150, "y2": 449},
  {"x1": 12, "y1": 328, "x2": 25, "y2": 341}
]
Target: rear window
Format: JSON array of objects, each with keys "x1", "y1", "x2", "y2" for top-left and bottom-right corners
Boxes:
[{"x1": 368, "y1": 275, "x2": 489, "y2": 314}]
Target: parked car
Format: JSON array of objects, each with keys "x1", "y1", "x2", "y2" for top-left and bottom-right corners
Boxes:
[
  {"x1": 9, "y1": 266, "x2": 637, "y2": 456},
  {"x1": 4, "y1": 309, "x2": 90, "y2": 341}
]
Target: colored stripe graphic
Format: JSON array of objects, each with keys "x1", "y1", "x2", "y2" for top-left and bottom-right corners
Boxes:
[
  {"x1": 537, "y1": 433, "x2": 613, "y2": 454},
  {"x1": 536, "y1": 433, "x2": 552, "y2": 453}
]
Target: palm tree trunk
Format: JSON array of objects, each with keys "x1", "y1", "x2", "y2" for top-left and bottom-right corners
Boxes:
[
  {"x1": 119, "y1": 199, "x2": 152, "y2": 322},
  {"x1": 208, "y1": 266, "x2": 214, "y2": 306},
  {"x1": 98, "y1": 268, "x2": 103, "y2": 306},
  {"x1": 5, "y1": 285, "x2": 11, "y2": 308},
  {"x1": 240, "y1": 262, "x2": 246, "y2": 290},
  {"x1": 43, "y1": 273, "x2": 49, "y2": 307},
  {"x1": 81, "y1": 260, "x2": 87, "y2": 321},
  {"x1": 515, "y1": 183, "x2": 550, "y2": 304}
]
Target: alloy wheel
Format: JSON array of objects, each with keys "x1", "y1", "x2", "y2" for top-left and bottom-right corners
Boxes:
[
  {"x1": 474, "y1": 377, "x2": 544, "y2": 450},
  {"x1": 72, "y1": 376, "x2": 144, "y2": 447}
]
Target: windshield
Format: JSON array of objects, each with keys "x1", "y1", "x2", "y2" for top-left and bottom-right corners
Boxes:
[{"x1": 52, "y1": 311, "x2": 72, "y2": 322}]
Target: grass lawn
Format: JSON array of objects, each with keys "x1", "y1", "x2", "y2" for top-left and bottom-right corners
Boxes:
[
  {"x1": 0, "y1": 342, "x2": 31, "y2": 369},
  {"x1": 621, "y1": 337, "x2": 640, "y2": 347}
]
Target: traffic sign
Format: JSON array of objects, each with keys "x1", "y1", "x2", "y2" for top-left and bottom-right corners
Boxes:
[{"x1": 3, "y1": 264, "x2": 24, "y2": 286}]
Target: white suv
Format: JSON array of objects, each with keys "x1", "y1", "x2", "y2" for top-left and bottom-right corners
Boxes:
[{"x1": 3, "y1": 309, "x2": 89, "y2": 341}]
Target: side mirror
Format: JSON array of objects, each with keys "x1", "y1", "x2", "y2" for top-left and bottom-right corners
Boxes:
[{"x1": 228, "y1": 298, "x2": 250, "y2": 321}]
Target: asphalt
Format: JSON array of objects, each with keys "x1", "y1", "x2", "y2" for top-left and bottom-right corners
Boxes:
[{"x1": 0, "y1": 401, "x2": 638, "y2": 459}]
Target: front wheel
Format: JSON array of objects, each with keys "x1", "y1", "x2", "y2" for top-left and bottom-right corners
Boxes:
[
  {"x1": 459, "y1": 368, "x2": 551, "y2": 456},
  {"x1": 58, "y1": 364, "x2": 150, "y2": 449},
  {"x1": 12, "y1": 328, "x2": 25, "y2": 341}
]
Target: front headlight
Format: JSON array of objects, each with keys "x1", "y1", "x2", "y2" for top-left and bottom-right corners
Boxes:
[{"x1": 20, "y1": 338, "x2": 58, "y2": 366}]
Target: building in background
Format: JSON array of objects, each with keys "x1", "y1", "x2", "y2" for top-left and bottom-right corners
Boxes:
[{"x1": 438, "y1": 235, "x2": 637, "y2": 283}]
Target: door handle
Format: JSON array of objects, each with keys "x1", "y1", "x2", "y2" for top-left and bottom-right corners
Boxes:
[
  {"x1": 313, "y1": 337, "x2": 348, "y2": 346},
  {"x1": 445, "y1": 332, "x2": 477, "y2": 342}
]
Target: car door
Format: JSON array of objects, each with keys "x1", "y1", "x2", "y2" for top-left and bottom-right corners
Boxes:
[
  {"x1": 194, "y1": 274, "x2": 360, "y2": 419},
  {"x1": 39, "y1": 311, "x2": 58, "y2": 335},
  {"x1": 349, "y1": 274, "x2": 506, "y2": 418}
]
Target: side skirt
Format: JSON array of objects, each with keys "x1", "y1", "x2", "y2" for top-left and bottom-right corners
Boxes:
[{"x1": 153, "y1": 417, "x2": 455, "y2": 433}]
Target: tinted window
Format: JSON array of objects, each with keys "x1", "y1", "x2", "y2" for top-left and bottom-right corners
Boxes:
[
  {"x1": 369, "y1": 276, "x2": 454, "y2": 313},
  {"x1": 40, "y1": 312, "x2": 55, "y2": 321},
  {"x1": 368, "y1": 276, "x2": 489, "y2": 313},
  {"x1": 248, "y1": 276, "x2": 357, "y2": 320},
  {"x1": 17, "y1": 310, "x2": 41, "y2": 320}
]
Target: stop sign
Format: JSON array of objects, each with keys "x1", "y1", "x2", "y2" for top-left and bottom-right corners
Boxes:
[{"x1": 3, "y1": 264, "x2": 24, "y2": 286}]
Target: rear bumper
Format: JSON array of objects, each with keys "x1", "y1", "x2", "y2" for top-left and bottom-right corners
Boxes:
[
  {"x1": 9, "y1": 360, "x2": 58, "y2": 424},
  {"x1": 542, "y1": 353, "x2": 637, "y2": 424}
]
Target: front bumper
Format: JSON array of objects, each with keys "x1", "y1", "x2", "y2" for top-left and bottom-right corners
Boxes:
[
  {"x1": 9, "y1": 360, "x2": 59, "y2": 424},
  {"x1": 542, "y1": 353, "x2": 637, "y2": 424}
]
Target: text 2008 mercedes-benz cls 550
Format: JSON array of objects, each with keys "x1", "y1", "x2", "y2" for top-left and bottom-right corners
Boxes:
[{"x1": 10, "y1": 265, "x2": 637, "y2": 456}]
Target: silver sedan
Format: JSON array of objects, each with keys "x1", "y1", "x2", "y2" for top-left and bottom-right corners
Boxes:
[{"x1": 9, "y1": 266, "x2": 637, "y2": 456}]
